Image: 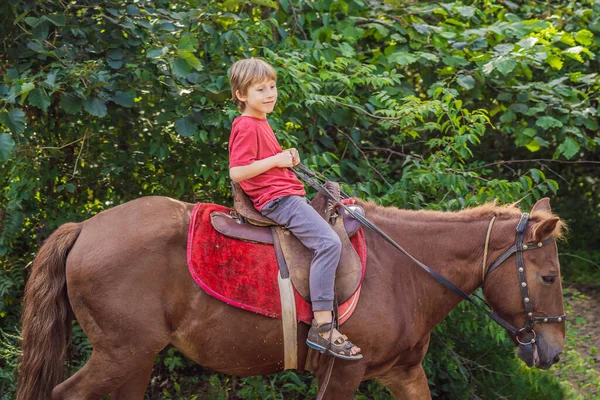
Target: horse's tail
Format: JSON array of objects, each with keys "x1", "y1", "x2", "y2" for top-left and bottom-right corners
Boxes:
[{"x1": 16, "y1": 222, "x2": 82, "y2": 400}]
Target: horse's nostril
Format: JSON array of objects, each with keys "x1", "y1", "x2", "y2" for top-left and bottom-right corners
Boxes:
[{"x1": 553, "y1": 354, "x2": 561, "y2": 363}]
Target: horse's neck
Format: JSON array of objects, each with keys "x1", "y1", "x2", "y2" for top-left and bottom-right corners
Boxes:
[{"x1": 369, "y1": 212, "x2": 515, "y2": 335}]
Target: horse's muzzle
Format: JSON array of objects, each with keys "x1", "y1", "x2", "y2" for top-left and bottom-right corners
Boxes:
[{"x1": 517, "y1": 339, "x2": 562, "y2": 370}]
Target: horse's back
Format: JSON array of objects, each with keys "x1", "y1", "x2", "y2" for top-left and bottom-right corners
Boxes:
[{"x1": 68, "y1": 196, "x2": 193, "y2": 265}]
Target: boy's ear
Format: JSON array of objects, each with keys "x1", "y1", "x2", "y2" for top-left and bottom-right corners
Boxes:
[{"x1": 235, "y1": 90, "x2": 246, "y2": 102}]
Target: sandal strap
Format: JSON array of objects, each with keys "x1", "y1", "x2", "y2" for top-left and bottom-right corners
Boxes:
[{"x1": 311, "y1": 319, "x2": 334, "y2": 333}]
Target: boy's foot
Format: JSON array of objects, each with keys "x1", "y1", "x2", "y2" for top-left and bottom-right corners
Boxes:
[{"x1": 306, "y1": 319, "x2": 363, "y2": 360}]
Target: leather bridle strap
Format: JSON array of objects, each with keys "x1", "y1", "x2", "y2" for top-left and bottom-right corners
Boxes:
[
  {"x1": 482, "y1": 216, "x2": 496, "y2": 282},
  {"x1": 485, "y1": 236, "x2": 554, "y2": 278}
]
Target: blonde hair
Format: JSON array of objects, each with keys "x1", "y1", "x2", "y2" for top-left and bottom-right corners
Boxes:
[{"x1": 229, "y1": 58, "x2": 277, "y2": 111}]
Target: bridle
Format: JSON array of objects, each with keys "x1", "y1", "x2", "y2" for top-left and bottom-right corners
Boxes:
[
  {"x1": 482, "y1": 212, "x2": 566, "y2": 345},
  {"x1": 292, "y1": 165, "x2": 567, "y2": 347}
]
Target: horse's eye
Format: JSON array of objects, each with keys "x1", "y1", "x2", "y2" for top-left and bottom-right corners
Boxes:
[{"x1": 542, "y1": 275, "x2": 557, "y2": 285}]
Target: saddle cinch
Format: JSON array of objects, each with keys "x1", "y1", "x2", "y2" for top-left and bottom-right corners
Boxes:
[{"x1": 209, "y1": 181, "x2": 364, "y2": 304}]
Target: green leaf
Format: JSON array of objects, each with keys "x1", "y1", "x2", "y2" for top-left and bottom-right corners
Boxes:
[
  {"x1": 112, "y1": 91, "x2": 135, "y2": 108},
  {"x1": 250, "y1": 0, "x2": 278, "y2": 8},
  {"x1": 60, "y1": 94, "x2": 82, "y2": 114},
  {"x1": 20, "y1": 82, "x2": 35, "y2": 102},
  {"x1": 83, "y1": 97, "x2": 107, "y2": 118},
  {"x1": 575, "y1": 29, "x2": 593, "y2": 46},
  {"x1": 175, "y1": 116, "x2": 197, "y2": 137},
  {"x1": 107, "y1": 60, "x2": 123, "y2": 69},
  {"x1": 535, "y1": 116, "x2": 563, "y2": 129},
  {"x1": 0, "y1": 133, "x2": 15, "y2": 161},
  {"x1": 411, "y1": 23, "x2": 430, "y2": 34},
  {"x1": 178, "y1": 37, "x2": 199, "y2": 51},
  {"x1": 494, "y1": 44, "x2": 515, "y2": 55},
  {"x1": 444, "y1": 55, "x2": 469, "y2": 68},
  {"x1": 24, "y1": 17, "x2": 41, "y2": 27},
  {"x1": 178, "y1": 50, "x2": 203, "y2": 71},
  {"x1": 521, "y1": 128, "x2": 537, "y2": 138},
  {"x1": 517, "y1": 37, "x2": 538, "y2": 49},
  {"x1": 147, "y1": 47, "x2": 166, "y2": 58},
  {"x1": 456, "y1": 75, "x2": 475, "y2": 90},
  {"x1": 342, "y1": 26, "x2": 364, "y2": 40},
  {"x1": 418, "y1": 52, "x2": 439, "y2": 63},
  {"x1": 223, "y1": 0, "x2": 245, "y2": 10},
  {"x1": 583, "y1": 118, "x2": 598, "y2": 131},
  {"x1": 44, "y1": 69, "x2": 59, "y2": 89},
  {"x1": 456, "y1": 6, "x2": 476, "y2": 18},
  {"x1": 126, "y1": 5, "x2": 140, "y2": 16},
  {"x1": 29, "y1": 88, "x2": 51, "y2": 112},
  {"x1": 33, "y1": 21, "x2": 50, "y2": 40},
  {"x1": 107, "y1": 48, "x2": 123, "y2": 60},
  {"x1": 520, "y1": 176, "x2": 533, "y2": 189},
  {"x1": 388, "y1": 52, "x2": 418, "y2": 66},
  {"x1": 171, "y1": 58, "x2": 192, "y2": 79},
  {"x1": 530, "y1": 168, "x2": 545, "y2": 183},
  {"x1": 496, "y1": 58, "x2": 517, "y2": 75},
  {"x1": 26, "y1": 40, "x2": 44, "y2": 53},
  {"x1": 0, "y1": 108, "x2": 26, "y2": 134},
  {"x1": 533, "y1": 136, "x2": 550, "y2": 147},
  {"x1": 44, "y1": 14, "x2": 66, "y2": 26},
  {"x1": 557, "y1": 137, "x2": 579, "y2": 159},
  {"x1": 499, "y1": 110, "x2": 516, "y2": 123},
  {"x1": 510, "y1": 103, "x2": 528, "y2": 114}
]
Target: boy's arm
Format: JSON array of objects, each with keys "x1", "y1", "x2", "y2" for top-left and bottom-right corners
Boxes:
[{"x1": 229, "y1": 150, "x2": 297, "y2": 182}]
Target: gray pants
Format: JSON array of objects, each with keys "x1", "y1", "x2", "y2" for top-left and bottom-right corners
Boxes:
[{"x1": 260, "y1": 195, "x2": 341, "y2": 311}]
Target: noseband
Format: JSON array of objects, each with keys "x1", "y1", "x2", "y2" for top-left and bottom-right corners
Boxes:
[{"x1": 482, "y1": 213, "x2": 566, "y2": 345}]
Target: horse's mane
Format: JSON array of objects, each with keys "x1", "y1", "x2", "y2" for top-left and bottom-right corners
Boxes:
[{"x1": 354, "y1": 199, "x2": 566, "y2": 239}]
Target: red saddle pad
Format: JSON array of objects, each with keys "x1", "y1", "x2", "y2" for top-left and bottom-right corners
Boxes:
[{"x1": 186, "y1": 203, "x2": 367, "y2": 324}]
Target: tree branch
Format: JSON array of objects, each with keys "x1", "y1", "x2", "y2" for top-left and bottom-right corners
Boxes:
[
  {"x1": 335, "y1": 127, "x2": 393, "y2": 188},
  {"x1": 465, "y1": 159, "x2": 600, "y2": 171},
  {"x1": 559, "y1": 253, "x2": 600, "y2": 270}
]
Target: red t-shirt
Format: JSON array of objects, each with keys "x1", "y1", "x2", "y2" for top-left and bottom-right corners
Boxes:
[{"x1": 228, "y1": 115, "x2": 305, "y2": 211}]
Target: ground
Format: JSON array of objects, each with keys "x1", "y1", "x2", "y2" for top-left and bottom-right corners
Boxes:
[{"x1": 556, "y1": 283, "x2": 600, "y2": 399}]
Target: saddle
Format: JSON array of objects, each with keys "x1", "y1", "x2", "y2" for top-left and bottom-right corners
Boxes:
[{"x1": 210, "y1": 181, "x2": 364, "y2": 304}]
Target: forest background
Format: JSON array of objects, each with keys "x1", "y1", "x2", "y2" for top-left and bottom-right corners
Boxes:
[{"x1": 1, "y1": 0, "x2": 599, "y2": 398}]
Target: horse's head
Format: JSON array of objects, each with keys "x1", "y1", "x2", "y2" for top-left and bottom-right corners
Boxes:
[{"x1": 483, "y1": 198, "x2": 566, "y2": 370}]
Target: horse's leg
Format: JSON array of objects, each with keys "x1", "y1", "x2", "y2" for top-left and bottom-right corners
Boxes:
[
  {"x1": 51, "y1": 340, "x2": 163, "y2": 400},
  {"x1": 110, "y1": 360, "x2": 155, "y2": 400},
  {"x1": 50, "y1": 345, "x2": 155, "y2": 400},
  {"x1": 376, "y1": 364, "x2": 431, "y2": 400},
  {"x1": 316, "y1": 358, "x2": 366, "y2": 400},
  {"x1": 52, "y1": 271, "x2": 171, "y2": 399}
]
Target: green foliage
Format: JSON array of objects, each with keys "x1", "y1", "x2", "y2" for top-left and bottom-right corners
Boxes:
[
  {"x1": 0, "y1": 329, "x2": 20, "y2": 397},
  {"x1": 1, "y1": 0, "x2": 599, "y2": 398}
]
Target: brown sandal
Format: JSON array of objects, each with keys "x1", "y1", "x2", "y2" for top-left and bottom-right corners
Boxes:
[{"x1": 306, "y1": 319, "x2": 363, "y2": 360}]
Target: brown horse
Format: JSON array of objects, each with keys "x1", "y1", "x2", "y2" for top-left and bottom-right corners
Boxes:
[{"x1": 16, "y1": 196, "x2": 566, "y2": 399}]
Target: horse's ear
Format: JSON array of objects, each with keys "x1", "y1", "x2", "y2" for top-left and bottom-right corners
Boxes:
[
  {"x1": 533, "y1": 217, "x2": 560, "y2": 241},
  {"x1": 531, "y1": 197, "x2": 551, "y2": 213}
]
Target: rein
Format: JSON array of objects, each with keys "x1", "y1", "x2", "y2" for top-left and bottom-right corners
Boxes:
[{"x1": 292, "y1": 164, "x2": 566, "y2": 343}]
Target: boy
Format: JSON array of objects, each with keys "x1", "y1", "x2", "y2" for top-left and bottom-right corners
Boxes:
[{"x1": 228, "y1": 58, "x2": 362, "y2": 360}]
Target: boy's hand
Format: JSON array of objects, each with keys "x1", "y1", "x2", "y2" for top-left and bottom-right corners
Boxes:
[
  {"x1": 287, "y1": 148, "x2": 300, "y2": 167},
  {"x1": 273, "y1": 151, "x2": 294, "y2": 168}
]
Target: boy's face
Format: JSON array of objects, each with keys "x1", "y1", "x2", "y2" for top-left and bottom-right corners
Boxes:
[{"x1": 236, "y1": 79, "x2": 277, "y2": 119}]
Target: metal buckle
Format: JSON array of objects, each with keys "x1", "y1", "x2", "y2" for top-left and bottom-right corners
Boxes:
[{"x1": 516, "y1": 329, "x2": 537, "y2": 345}]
